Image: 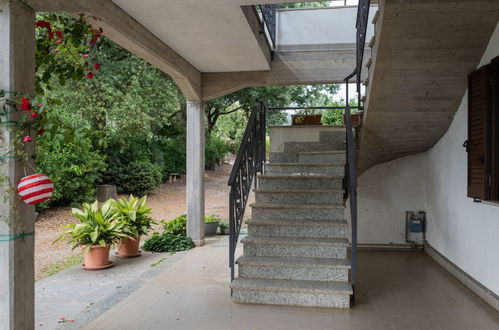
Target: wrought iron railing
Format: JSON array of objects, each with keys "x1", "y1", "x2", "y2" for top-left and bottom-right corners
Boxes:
[
  {"x1": 343, "y1": 0, "x2": 371, "y2": 302},
  {"x1": 228, "y1": 102, "x2": 266, "y2": 280},
  {"x1": 258, "y1": 4, "x2": 277, "y2": 49}
]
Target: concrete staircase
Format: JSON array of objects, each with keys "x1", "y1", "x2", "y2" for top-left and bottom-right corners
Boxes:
[{"x1": 231, "y1": 127, "x2": 352, "y2": 308}]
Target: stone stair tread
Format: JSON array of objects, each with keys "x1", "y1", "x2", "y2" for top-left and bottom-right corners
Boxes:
[
  {"x1": 297, "y1": 151, "x2": 345, "y2": 155},
  {"x1": 266, "y1": 163, "x2": 343, "y2": 166},
  {"x1": 254, "y1": 188, "x2": 343, "y2": 193},
  {"x1": 236, "y1": 256, "x2": 351, "y2": 269},
  {"x1": 246, "y1": 219, "x2": 347, "y2": 226},
  {"x1": 258, "y1": 174, "x2": 343, "y2": 179},
  {"x1": 231, "y1": 278, "x2": 353, "y2": 294},
  {"x1": 250, "y1": 202, "x2": 344, "y2": 209},
  {"x1": 241, "y1": 236, "x2": 349, "y2": 246}
]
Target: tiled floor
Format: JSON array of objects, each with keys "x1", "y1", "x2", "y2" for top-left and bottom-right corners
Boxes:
[{"x1": 85, "y1": 236, "x2": 499, "y2": 330}]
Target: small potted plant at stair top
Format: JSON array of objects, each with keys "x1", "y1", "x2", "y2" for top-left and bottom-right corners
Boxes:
[
  {"x1": 113, "y1": 195, "x2": 155, "y2": 258},
  {"x1": 219, "y1": 221, "x2": 229, "y2": 235},
  {"x1": 204, "y1": 215, "x2": 221, "y2": 236},
  {"x1": 292, "y1": 108, "x2": 323, "y2": 125},
  {"x1": 54, "y1": 200, "x2": 129, "y2": 270}
]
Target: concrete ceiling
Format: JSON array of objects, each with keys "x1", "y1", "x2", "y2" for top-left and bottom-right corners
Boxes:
[{"x1": 111, "y1": 0, "x2": 282, "y2": 72}]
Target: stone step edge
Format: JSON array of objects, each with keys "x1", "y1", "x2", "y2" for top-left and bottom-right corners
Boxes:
[
  {"x1": 254, "y1": 188, "x2": 344, "y2": 193},
  {"x1": 265, "y1": 163, "x2": 344, "y2": 166},
  {"x1": 231, "y1": 278, "x2": 353, "y2": 295},
  {"x1": 257, "y1": 174, "x2": 344, "y2": 180},
  {"x1": 297, "y1": 151, "x2": 346, "y2": 155},
  {"x1": 246, "y1": 219, "x2": 347, "y2": 226},
  {"x1": 250, "y1": 202, "x2": 344, "y2": 209},
  {"x1": 236, "y1": 256, "x2": 351, "y2": 269},
  {"x1": 241, "y1": 236, "x2": 349, "y2": 247}
]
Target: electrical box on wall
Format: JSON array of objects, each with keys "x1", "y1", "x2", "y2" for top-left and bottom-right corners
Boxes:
[{"x1": 405, "y1": 211, "x2": 426, "y2": 245}]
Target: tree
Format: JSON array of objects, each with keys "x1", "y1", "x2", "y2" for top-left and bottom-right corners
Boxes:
[{"x1": 205, "y1": 84, "x2": 340, "y2": 137}]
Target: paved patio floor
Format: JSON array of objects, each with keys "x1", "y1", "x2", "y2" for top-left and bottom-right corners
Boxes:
[{"x1": 85, "y1": 236, "x2": 499, "y2": 330}]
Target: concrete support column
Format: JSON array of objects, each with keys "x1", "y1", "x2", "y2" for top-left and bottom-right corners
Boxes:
[
  {"x1": 186, "y1": 100, "x2": 205, "y2": 247},
  {"x1": 0, "y1": 1, "x2": 36, "y2": 330}
]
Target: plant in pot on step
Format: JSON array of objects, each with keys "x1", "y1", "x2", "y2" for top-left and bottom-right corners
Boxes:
[
  {"x1": 113, "y1": 195, "x2": 156, "y2": 258},
  {"x1": 53, "y1": 200, "x2": 129, "y2": 270},
  {"x1": 219, "y1": 221, "x2": 229, "y2": 235},
  {"x1": 292, "y1": 108, "x2": 323, "y2": 126},
  {"x1": 204, "y1": 215, "x2": 221, "y2": 236}
]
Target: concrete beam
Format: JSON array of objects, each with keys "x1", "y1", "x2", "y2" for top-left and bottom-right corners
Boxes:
[
  {"x1": 186, "y1": 101, "x2": 205, "y2": 247},
  {"x1": 202, "y1": 48, "x2": 365, "y2": 100},
  {"x1": 0, "y1": 1, "x2": 36, "y2": 329},
  {"x1": 241, "y1": 5, "x2": 271, "y2": 67},
  {"x1": 30, "y1": 0, "x2": 202, "y2": 100}
]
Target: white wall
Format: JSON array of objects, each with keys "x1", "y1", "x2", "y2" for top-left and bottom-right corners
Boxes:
[
  {"x1": 277, "y1": 6, "x2": 376, "y2": 47},
  {"x1": 356, "y1": 22, "x2": 499, "y2": 295}
]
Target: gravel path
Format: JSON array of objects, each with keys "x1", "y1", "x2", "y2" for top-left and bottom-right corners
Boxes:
[{"x1": 35, "y1": 163, "x2": 253, "y2": 281}]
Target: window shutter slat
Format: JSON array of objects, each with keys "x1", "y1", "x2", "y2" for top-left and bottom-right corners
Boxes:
[{"x1": 467, "y1": 65, "x2": 490, "y2": 200}]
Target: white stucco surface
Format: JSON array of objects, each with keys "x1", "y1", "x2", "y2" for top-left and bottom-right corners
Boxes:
[
  {"x1": 354, "y1": 22, "x2": 499, "y2": 295},
  {"x1": 277, "y1": 6, "x2": 375, "y2": 47}
]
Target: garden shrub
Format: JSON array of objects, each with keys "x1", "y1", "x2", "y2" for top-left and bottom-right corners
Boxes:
[
  {"x1": 205, "y1": 135, "x2": 228, "y2": 164},
  {"x1": 142, "y1": 233, "x2": 194, "y2": 252},
  {"x1": 162, "y1": 214, "x2": 187, "y2": 236},
  {"x1": 154, "y1": 138, "x2": 186, "y2": 180},
  {"x1": 36, "y1": 137, "x2": 106, "y2": 209},
  {"x1": 118, "y1": 160, "x2": 162, "y2": 196}
]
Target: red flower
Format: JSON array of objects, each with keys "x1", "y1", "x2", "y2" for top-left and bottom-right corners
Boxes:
[
  {"x1": 84, "y1": 61, "x2": 89, "y2": 67},
  {"x1": 21, "y1": 97, "x2": 31, "y2": 111},
  {"x1": 23, "y1": 136, "x2": 33, "y2": 143},
  {"x1": 56, "y1": 40, "x2": 63, "y2": 45},
  {"x1": 87, "y1": 71, "x2": 94, "y2": 79},
  {"x1": 53, "y1": 50, "x2": 60, "y2": 55},
  {"x1": 30, "y1": 112, "x2": 39, "y2": 119},
  {"x1": 35, "y1": 20, "x2": 51, "y2": 28},
  {"x1": 48, "y1": 31, "x2": 55, "y2": 40},
  {"x1": 94, "y1": 62, "x2": 100, "y2": 71},
  {"x1": 82, "y1": 54, "x2": 89, "y2": 59},
  {"x1": 55, "y1": 31, "x2": 63, "y2": 39},
  {"x1": 37, "y1": 128, "x2": 45, "y2": 135}
]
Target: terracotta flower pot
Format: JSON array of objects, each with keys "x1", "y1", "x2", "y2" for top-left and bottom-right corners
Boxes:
[
  {"x1": 117, "y1": 236, "x2": 141, "y2": 258},
  {"x1": 292, "y1": 114, "x2": 323, "y2": 125},
  {"x1": 82, "y1": 244, "x2": 113, "y2": 270},
  {"x1": 343, "y1": 113, "x2": 363, "y2": 126}
]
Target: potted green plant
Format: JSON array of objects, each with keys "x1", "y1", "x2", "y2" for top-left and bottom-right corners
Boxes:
[
  {"x1": 113, "y1": 195, "x2": 155, "y2": 258},
  {"x1": 204, "y1": 215, "x2": 221, "y2": 236},
  {"x1": 219, "y1": 221, "x2": 229, "y2": 235},
  {"x1": 54, "y1": 200, "x2": 129, "y2": 270},
  {"x1": 292, "y1": 108, "x2": 323, "y2": 125}
]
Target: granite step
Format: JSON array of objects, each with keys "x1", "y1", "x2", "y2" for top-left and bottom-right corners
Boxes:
[
  {"x1": 231, "y1": 278, "x2": 352, "y2": 308},
  {"x1": 242, "y1": 236, "x2": 348, "y2": 259},
  {"x1": 269, "y1": 152, "x2": 298, "y2": 163},
  {"x1": 254, "y1": 188, "x2": 344, "y2": 205},
  {"x1": 265, "y1": 163, "x2": 344, "y2": 176},
  {"x1": 246, "y1": 219, "x2": 347, "y2": 238},
  {"x1": 284, "y1": 141, "x2": 344, "y2": 153},
  {"x1": 250, "y1": 202, "x2": 344, "y2": 221},
  {"x1": 298, "y1": 151, "x2": 346, "y2": 164},
  {"x1": 257, "y1": 174, "x2": 343, "y2": 190},
  {"x1": 236, "y1": 256, "x2": 350, "y2": 281}
]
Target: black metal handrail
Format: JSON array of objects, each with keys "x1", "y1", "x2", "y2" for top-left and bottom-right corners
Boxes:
[
  {"x1": 344, "y1": 0, "x2": 371, "y2": 302},
  {"x1": 228, "y1": 102, "x2": 266, "y2": 280},
  {"x1": 258, "y1": 4, "x2": 277, "y2": 49}
]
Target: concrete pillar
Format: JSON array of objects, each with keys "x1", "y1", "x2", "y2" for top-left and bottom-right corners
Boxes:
[
  {"x1": 0, "y1": 1, "x2": 36, "y2": 330},
  {"x1": 186, "y1": 100, "x2": 205, "y2": 247}
]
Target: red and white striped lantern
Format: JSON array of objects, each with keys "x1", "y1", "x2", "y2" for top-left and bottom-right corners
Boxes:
[{"x1": 17, "y1": 173, "x2": 54, "y2": 205}]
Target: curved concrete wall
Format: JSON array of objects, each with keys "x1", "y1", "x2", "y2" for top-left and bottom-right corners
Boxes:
[{"x1": 353, "y1": 22, "x2": 499, "y2": 296}]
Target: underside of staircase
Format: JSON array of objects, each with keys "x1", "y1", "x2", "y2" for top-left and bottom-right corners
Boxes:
[{"x1": 231, "y1": 128, "x2": 352, "y2": 308}]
